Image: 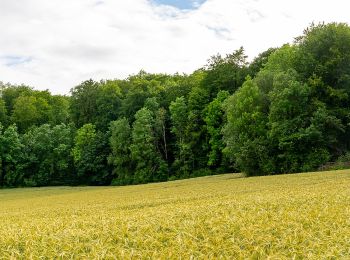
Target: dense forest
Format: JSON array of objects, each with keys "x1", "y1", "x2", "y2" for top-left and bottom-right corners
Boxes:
[{"x1": 1, "y1": 22, "x2": 350, "y2": 187}]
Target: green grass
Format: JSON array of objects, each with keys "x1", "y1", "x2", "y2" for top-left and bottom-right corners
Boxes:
[{"x1": 1, "y1": 170, "x2": 350, "y2": 259}]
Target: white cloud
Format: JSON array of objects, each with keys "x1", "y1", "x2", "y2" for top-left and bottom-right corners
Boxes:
[{"x1": 0, "y1": 0, "x2": 349, "y2": 94}]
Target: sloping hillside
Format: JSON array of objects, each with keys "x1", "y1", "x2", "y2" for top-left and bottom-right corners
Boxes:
[{"x1": 0, "y1": 170, "x2": 349, "y2": 258}]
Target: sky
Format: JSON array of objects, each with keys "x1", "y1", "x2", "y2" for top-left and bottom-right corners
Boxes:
[{"x1": 0, "y1": 0, "x2": 349, "y2": 94}]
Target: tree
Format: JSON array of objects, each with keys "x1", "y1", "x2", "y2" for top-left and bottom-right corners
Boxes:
[
  {"x1": 223, "y1": 78, "x2": 271, "y2": 176},
  {"x1": 169, "y1": 97, "x2": 193, "y2": 176},
  {"x1": 267, "y1": 71, "x2": 334, "y2": 173},
  {"x1": 248, "y1": 48, "x2": 277, "y2": 78},
  {"x1": 130, "y1": 107, "x2": 167, "y2": 183},
  {"x1": 204, "y1": 90, "x2": 229, "y2": 170},
  {"x1": 0, "y1": 99, "x2": 7, "y2": 126},
  {"x1": 72, "y1": 124, "x2": 112, "y2": 185},
  {"x1": 95, "y1": 80, "x2": 122, "y2": 130},
  {"x1": 296, "y1": 22, "x2": 350, "y2": 91},
  {"x1": 20, "y1": 124, "x2": 75, "y2": 186},
  {"x1": 11, "y1": 96, "x2": 39, "y2": 132},
  {"x1": 154, "y1": 107, "x2": 169, "y2": 161},
  {"x1": 70, "y1": 80, "x2": 99, "y2": 127},
  {"x1": 187, "y1": 86, "x2": 210, "y2": 172},
  {"x1": 49, "y1": 124, "x2": 76, "y2": 184},
  {"x1": 295, "y1": 22, "x2": 350, "y2": 153},
  {"x1": 0, "y1": 124, "x2": 23, "y2": 186},
  {"x1": 202, "y1": 47, "x2": 249, "y2": 97},
  {"x1": 1, "y1": 85, "x2": 33, "y2": 114},
  {"x1": 49, "y1": 95, "x2": 70, "y2": 125},
  {"x1": 144, "y1": 97, "x2": 169, "y2": 161},
  {"x1": 109, "y1": 118, "x2": 133, "y2": 185}
]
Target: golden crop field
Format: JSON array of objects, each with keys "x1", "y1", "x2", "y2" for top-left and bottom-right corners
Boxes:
[{"x1": 0, "y1": 170, "x2": 350, "y2": 259}]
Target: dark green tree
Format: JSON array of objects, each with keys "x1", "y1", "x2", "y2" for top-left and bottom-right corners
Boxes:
[
  {"x1": 202, "y1": 47, "x2": 249, "y2": 97},
  {"x1": 0, "y1": 99, "x2": 7, "y2": 126},
  {"x1": 49, "y1": 95, "x2": 70, "y2": 125},
  {"x1": 95, "y1": 80, "x2": 122, "y2": 130},
  {"x1": 295, "y1": 22, "x2": 350, "y2": 153},
  {"x1": 0, "y1": 124, "x2": 23, "y2": 186},
  {"x1": 108, "y1": 118, "x2": 133, "y2": 185},
  {"x1": 204, "y1": 90, "x2": 230, "y2": 170},
  {"x1": 130, "y1": 107, "x2": 167, "y2": 183},
  {"x1": 248, "y1": 48, "x2": 277, "y2": 78},
  {"x1": 70, "y1": 80, "x2": 99, "y2": 128},
  {"x1": 268, "y1": 71, "x2": 336, "y2": 173},
  {"x1": 169, "y1": 97, "x2": 193, "y2": 177},
  {"x1": 72, "y1": 124, "x2": 112, "y2": 185},
  {"x1": 20, "y1": 124, "x2": 75, "y2": 186}
]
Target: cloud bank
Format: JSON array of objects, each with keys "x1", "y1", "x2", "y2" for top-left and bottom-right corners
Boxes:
[{"x1": 0, "y1": 0, "x2": 349, "y2": 94}]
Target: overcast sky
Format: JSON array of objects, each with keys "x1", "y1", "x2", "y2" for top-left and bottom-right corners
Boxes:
[{"x1": 0, "y1": 0, "x2": 349, "y2": 94}]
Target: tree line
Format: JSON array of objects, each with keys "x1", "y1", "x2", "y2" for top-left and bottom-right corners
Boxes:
[{"x1": 1, "y1": 22, "x2": 350, "y2": 187}]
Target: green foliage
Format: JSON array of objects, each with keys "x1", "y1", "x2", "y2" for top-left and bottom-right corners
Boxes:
[
  {"x1": 11, "y1": 96, "x2": 41, "y2": 132},
  {"x1": 72, "y1": 124, "x2": 96, "y2": 163},
  {"x1": 202, "y1": 47, "x2": 249, "y2": 96},
  {"x1": 49, "y1": 95, "x2": 70, "y2": 125},
  {"x1": 186, "y1": 86, "x2": 210, "y2": 171},
  {"x1": 0, "y1": 99, "x2": 7, "y2": 126},
  {"x1": 223, "y1": 78, "x2": 271, "y2": 176},
  {"x1": 295, "y1": 22, "x2": 350, "y2": 152},
  {"x1": 296, "y1": 22, "x2": 350, "y2": 91},
  {"x1": 263, "y1": 44, "x2": 297, "y2": 73},
  {"x1": 95, "y1": 80, "x2": 122, "y2": 130},
  {"x1": 109, "y1": 118, "x2": 133, "y2": 185},
  {"x1": 248, "y1": 48, "x2": 277, "y2": 77},
  {"x1": 130, "y1": 107, "x2": 167, "y2": 183},
  {"x1": 204, "y1": 90, "x2": 229, "y2": 169},
  {"x1": 2, "y1": 22, "x2": 350, "y2": 186},
  {"x1": 21, "y1": 124, "x2": 75, "y2": 186},
  {"x1": 268, "y1": 71, "x2": 331, "y2": 173},
  {"x1": 72, "y1": 124, "x2": 112, "y2": 185},
  {"x1": 0, "y1": 124, "x2": 23, "y2": 186},
  {"x1": 70, "y1": 80, "x2": 100, "y2": 128},
  {"x1": 169, "y1": 97, "x2": 193, "y2": 176},
  {"x1": 1, "y1": 85, "x2": 33, "y2": 113},
  {"x1": 326, "y1": 152, "x2": 350, "y2": 170}
]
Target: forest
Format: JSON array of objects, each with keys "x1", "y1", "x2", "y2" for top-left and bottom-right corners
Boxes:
[{"x1": 1, "y1": 22, "x2": 350, "y2": 187}]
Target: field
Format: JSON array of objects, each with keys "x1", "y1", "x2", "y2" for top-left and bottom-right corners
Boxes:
[{"x1": 0, "y1": 170, "x2": 350, "y2": 259}]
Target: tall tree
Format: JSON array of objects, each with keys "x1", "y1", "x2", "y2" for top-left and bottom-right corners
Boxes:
[
  {"x1": 169, "y1": 97, "x2": 193, "y2": 177},
  {"x1": 0, "y1": 99, "x2": 7, "y2": 126},
  {"x1": 295, "y1": 22, "x2": 350, "y2": 152},
  {"x1": 0, "y1": 124, "x2": 23, "y2": 186},
  {"x1": 72, "y1": 124, "x2": 112, "y2": 185},
  {"x1": 95, "y1": 80, "x2": 122, "y2": 130},
  {"x1": 202, "y1": 47, "x2": 249, "y2": 97},
  {"x1": 109, "y1": 118, "x2": 133, "y2": 185},
  {"x1": 204, "y1": 90, "x2": 230, "y2": 170},
  {"x1": 49, "y1": 95, "x2": 70, "y2": 125},
  {"x1": 130, "y1": 107, "x2": 167, "y2": 183},
  {"x1": 223, "y1": 78, "x2": 271, "y2": 176},
  {"x1": 187, "y1": 86, "x2": 210, "y2": 172},
  {"x1": 70, "y1": 80, "x2": 99, "y2": 128},
  {"x1": 267, "y1": 71, "x2": 336, "y2": 173},
  {"x1": 20, "y1": 124, "x2": 75, "y2": 186}
]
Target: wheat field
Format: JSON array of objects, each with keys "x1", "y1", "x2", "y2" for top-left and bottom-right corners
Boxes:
[{"x1": 0, "y1": 170, "x2": 350, "y2": 259}]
